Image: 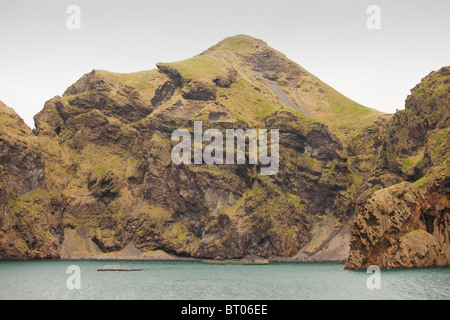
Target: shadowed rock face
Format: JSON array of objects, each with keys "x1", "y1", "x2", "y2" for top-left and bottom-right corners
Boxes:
[
  {"x1": 0, "y1": 36, "x2": 448, "y2": 268},
  {"x1": 117, "y1": 108, "x2": 347, "y2": 259},
  {"x1": 0, "y1": 139, "x2": 45, "y2": 195}
]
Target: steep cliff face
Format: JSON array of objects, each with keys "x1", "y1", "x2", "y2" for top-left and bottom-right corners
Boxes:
[
  {"x1": 0, "y1": 101, "x2": 63, "y2": 258},
  {"x1": 346, "y1": 67, "x2": 450, "y2": 269},
  {"x1": 376, "y1": 67, "x2": 449, "y2": 184}
]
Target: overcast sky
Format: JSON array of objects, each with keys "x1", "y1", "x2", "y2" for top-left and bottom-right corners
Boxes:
[{"x1": 0, "y1": 0, "x2": 449, "y2": 128}]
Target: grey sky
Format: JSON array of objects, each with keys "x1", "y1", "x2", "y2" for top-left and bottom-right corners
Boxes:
[{"x1": 0, "y1": 0, "x2": 449, "y2": 128}]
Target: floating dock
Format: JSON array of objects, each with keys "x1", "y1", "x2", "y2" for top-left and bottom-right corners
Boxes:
[
  {"x1": 97, "y1": 265, "x2": 142, "y2": 271},
  {"x1": 202, "y1": 259, "x2": 269, "y2": 265}
]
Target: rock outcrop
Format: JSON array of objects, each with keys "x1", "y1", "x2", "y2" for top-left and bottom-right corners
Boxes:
[
  {"x1": 346, "y1": 178, "x2": 450, "y2": 269},
  {"x1": 346, "y1": 67, "x2": 450, "y2": 269}
]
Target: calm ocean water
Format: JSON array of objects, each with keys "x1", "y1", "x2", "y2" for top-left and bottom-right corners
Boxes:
[{"x1": 0, "y1": 260, "x2": 448, "y2": 300}]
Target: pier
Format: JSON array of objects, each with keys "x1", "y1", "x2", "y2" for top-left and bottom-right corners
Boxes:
[
  {"x1": 97, "y1": 265, "x2": 142, "y2": 271},
  {"x1": 202, "y1": 259, "x2": 269, "y2": 265}
]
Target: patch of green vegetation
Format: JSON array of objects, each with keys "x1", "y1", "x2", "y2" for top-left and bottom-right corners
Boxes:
[
  {"x1": 8, "y1": 189, "x2": 48, "y2": 216},
  {"x1": 212, "y1": 35, "x2": 261, "y2": 55},
  {"x1": 222, "y1": 196, "x2": 246, "y2": 220},
  {"x1": 287, "y1": 193, "x2": 305, "y2": 209},
  {"x1": 5, "y1": 188, "x2": 58, "y2": 256},
  {"x1": 169, "y1": 223, "x2": 190, "y2": 245},
  {"x1": 321, "y1": 160, "x2": 340, "y2": 182},
  {"x1": 140, "y1": 206, "x2": 170, "y2": 222},
  {"x1": 189, "y1": 165, "x2": 240, "y2": 181},
  {"x1": 401, "y1": 158, "x2": 415, "y2": 167},
  {"x1": 303, "y1": 153, "x2": 317, "y2": 168},
  {"x1": 294, "y1": 70, "x2": 384, "y2": 141},
  {"x1": 217, "y1": 79, "x2": 280, "y2": 122},
  {"x1": 435, "y1": 130, "x2": 449, "y2": 146},
  {"x1": 168, "y1": 55, "x2": 228, "y2": 83},
  {"x1": 327, "y1": 161, "x2": 336, "y2": 173},
  {"x1": 389, "y1": 125, "x2": 399, "y2": 131},
  {"x1": 77, "y1": 144, "x2": 127, "y2": 180},
  {"x1": 283, "y1": 107, "x2": 323, "y2": 129},
  {"x1": 95, "y1": 69, "x2": 163, "y2": 95},
  {"x1": 412, "y1": 176, "x2": 430, "y2": 188}
]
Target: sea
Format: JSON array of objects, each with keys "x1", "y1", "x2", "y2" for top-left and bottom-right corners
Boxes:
[{"x1": 0, "y1": 260, "x2": 448, "y2": 300}]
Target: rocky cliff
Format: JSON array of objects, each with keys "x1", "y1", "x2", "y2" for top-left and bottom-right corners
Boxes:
[
  {"x1": 346, "y1": 67, "x2": 450, "y2": 269},
  {"x1": 0, "y1": 35, "x2": 448, "y2": 268},
  {"x1": 0, "y1": 101, "x2": 63, "y2": 258}
]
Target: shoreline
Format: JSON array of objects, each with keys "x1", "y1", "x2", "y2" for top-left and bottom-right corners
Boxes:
[
  {"x1": 0, "y1": 256, "x2": 347, "y2": 264},
  {"x1": 2, "y1": 258, "x2": 450, "y2": 271}
]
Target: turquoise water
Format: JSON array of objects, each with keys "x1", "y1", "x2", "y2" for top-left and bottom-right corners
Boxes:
[{"x1": 0, "y1": 260, "x2": 449, "y2": 300}]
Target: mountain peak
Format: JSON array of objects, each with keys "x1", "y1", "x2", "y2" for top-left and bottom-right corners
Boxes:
[
  {"x1": 153, "y1": 35, "x2": 382, "y2": 139},
  {"x1": 206, "y1": 34, "x2": 269, "y2": 54}
]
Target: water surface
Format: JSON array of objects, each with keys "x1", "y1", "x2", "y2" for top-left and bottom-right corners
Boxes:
[{"x1": 0, "y1": 260, "x2": 448, "y2": 300}]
